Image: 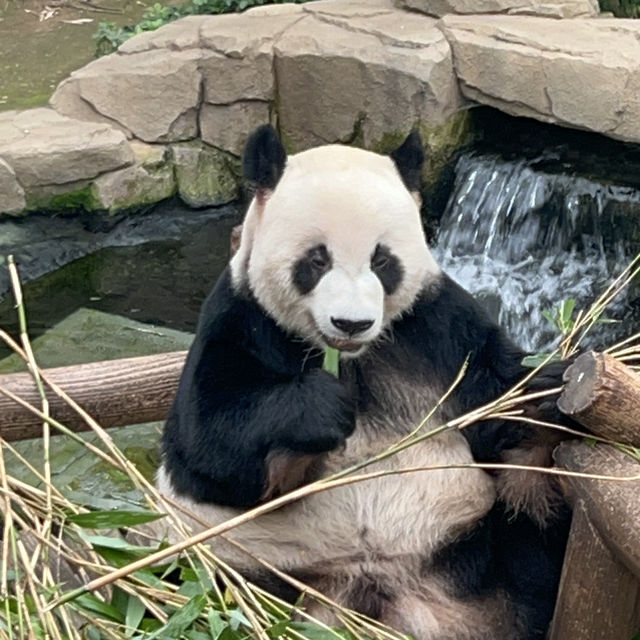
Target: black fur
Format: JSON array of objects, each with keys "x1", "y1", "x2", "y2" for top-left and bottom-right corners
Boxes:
[
  {"x1": 163, "y1": 268, "x2": 355, "y2": 508},
  {"x1": 243, "y1": 124, "x2": 287, "y2": 191},
  {"x1": 390, "y1": 130, "x2": 424, "y2": 192}
]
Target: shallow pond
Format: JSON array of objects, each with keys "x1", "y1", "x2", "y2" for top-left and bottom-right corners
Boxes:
[{"x1": 0, "y1": 201, "x2": 242, "y2": 364}]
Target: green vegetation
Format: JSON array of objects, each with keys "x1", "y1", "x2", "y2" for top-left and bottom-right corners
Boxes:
[
  {"x1": 322, "y1": 347, "x2": 340, "y2": 378},
  {"x1": 94, "y1": 0, "x2": 312, "y2": 56},
  {"x1": 599, "y1": 0, "x2": 640, "y2": 16},
  {"x1": 522, "y1": 297, "x2": 618, "y2": 368}
]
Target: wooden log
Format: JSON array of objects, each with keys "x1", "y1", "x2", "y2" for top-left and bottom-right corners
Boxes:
[
  {"x1": 549, "y1": 501, "x2": 640, "y2": 640},
  {"x1": 554, "y1": 441, "x2": 640, "y2": 580},
  {"x1": 558, "y1": 351, "x2": 640, "y2": 446},
  {"x1": 0, "y1": 351, "x2": 186, "y2": 442}
]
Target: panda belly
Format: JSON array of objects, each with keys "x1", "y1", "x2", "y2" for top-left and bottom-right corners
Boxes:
[
  {"x1": 158, "y1": 423, "x2": 494, "y2": 574},
  {"x1": 157, "y1": 397, "x2": 513, "y2": 638}
]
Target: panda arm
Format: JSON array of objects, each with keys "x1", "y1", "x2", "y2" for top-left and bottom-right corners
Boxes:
[
  {"x1": 460, "y1": 326, "x2": 572, "y2": 463},
  {"x1": 423, "y1": 276, "x2": 577, "y2": 530},
  {"x1": 415, "y1": 275, "x2": 570, "y2": 462},
  {"x1": 163, "y1": 271, "x2": 355, "y2": 508}
]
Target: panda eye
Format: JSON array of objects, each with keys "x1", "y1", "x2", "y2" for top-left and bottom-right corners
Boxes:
[
  {"x1": 311, "y1": 254, "x2": 329, "y2": 269},
  {"x1": 309, "y1": 245, "x2": 330, "y2": 270},
  {"x1": 371, "y1": 246, "x2": 390, "y2": 271},
  {"x1": 371, "y1": 254, "x2": 389, "y2": 270},
  {"x1": 292, "y1": 244, "x2": 332, "y2": 295}
]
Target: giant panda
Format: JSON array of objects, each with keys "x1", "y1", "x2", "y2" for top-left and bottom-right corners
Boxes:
[{"x1": 158, "y1": 125, "x2": 572, "y2": 640}]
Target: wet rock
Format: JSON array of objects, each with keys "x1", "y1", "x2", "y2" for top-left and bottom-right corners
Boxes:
[
  {"x1": 397, "y1": 0, "x2": 598, "y2": 18},
  {"x1": 0, "y1": 307, "x2": 193, "y2": 373},
  {"x1": 172, "y1": 140, "x2": 240, "y2": 208},
  {"x1": 441, "y1": 15, "x2": 640, "y2": 144},
  {"x1": 274, "y1": 2, "x2": 462, "y2": 151},
  {"x1": 0, "y1": 108, "x2": 132, "y2": 189},
  {"x1": 51, "y1": 49, "x2": 205, "y2": 143},
  {"x1": 92, "y1": 141, "x2": 176, "y2": 213},
  {"x1": 0, "y1": 158, "x2": 26, "y2": 216},
  {"x1": 25, "y1": 180, "x2": 99, "y2": 213},
  {"x1": 7, "y1": 421, "x2": 161, "y2": 505}
]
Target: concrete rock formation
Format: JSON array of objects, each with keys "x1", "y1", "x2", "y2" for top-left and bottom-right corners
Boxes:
[{"x1": 3, "y1": 0, "x2": 640, "y2": 216}]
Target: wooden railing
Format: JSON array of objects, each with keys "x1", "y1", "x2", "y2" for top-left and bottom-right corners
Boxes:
[
  {"x1": 0, "y1": 350, "x2": 638, "y2": 639},
  {"x1": 550, "y1": 352, "x2": 640, "y2": 640},
  {"x1": 0, "y1": 351, "x2": 185, "y2": 441}
]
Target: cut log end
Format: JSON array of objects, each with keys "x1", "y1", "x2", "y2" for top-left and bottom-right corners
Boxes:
[
  {"x1": 557, "y1": 351, "x2": 640, "y2": 447},
  {"x1": 558, "y1": 351, "x2": 601, "y2": 415}
]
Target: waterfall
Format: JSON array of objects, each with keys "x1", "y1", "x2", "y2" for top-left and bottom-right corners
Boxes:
[{"x1": 433, "y1": 152, "x2": 640, "y2": 353}]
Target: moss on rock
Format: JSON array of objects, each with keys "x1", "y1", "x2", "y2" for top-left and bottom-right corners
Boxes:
[
  {"x1": 25, "y1": 183, "x2": 101, "y2": 213},
  {"x1": 172, "y1": 140, "x2": 241, "y2": 208}
]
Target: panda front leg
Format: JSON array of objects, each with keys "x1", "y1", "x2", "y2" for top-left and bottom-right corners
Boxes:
[{"x1": 163, "y1": 366, "x2": 357, "y2": 509}]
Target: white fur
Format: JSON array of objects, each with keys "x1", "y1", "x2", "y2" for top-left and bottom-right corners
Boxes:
[{"x1": 231, "y1": 144, "x2": 440, "y2": 352}]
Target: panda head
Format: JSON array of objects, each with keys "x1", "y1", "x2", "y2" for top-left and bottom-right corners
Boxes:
[{"x1": 231, "y1": 125, "x2": 440, "y2": 358}]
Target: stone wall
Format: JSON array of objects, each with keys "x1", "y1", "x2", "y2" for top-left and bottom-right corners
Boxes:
[{"x1": 1, "y1": 0, "x2": 639, "y2": 216}]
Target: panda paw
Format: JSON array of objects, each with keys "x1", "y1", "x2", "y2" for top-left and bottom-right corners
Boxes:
[{"x1": 271, "y1": 369, "x2": 356, "y2": 454}]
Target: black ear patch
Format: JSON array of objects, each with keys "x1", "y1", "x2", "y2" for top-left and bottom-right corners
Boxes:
[
  {"x1": 390, "y1": 130, "x2": 424, "y2": 193},
  {"x1": 243, "y1": 124, "x2": 287, "y2": 191}
]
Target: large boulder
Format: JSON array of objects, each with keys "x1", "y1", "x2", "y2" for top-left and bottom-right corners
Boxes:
[
  {"x1": 200, "y1": 102, "x2": 271, "y2": 156},
  {"x1": 51, "y1": 48, "x2": 206, "y2": 143},
  {"x1": 0, "y1": 108, "x2": 133, "y2": 192},
  {"x1": 274, "y1": 0, "x2": 462, "y2": 151},
  {"x1": 51, "y1": 0, "x2": 461, "y2": 156},
  {"x1": 397, "y1": 0, "x2": 598, "y2": 18},
  {"x1": 441, "y1": 15, "x2": 640, "y2": 144}
]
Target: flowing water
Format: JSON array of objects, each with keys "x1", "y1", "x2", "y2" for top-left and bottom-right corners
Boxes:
[{"x1": 433, "y1": 151, "x2": 640, "y2": 353}]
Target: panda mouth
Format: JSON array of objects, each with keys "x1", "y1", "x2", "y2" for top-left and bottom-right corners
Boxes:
[{"x1": 321, "y1": 335, "x2": 366, "y2": 353}]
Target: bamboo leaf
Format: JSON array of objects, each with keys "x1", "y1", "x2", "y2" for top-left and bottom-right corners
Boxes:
[
  {"x1": 209, "y1": 609, "x2": 228, "y2": 640},
  {"x1": 81, "y1": 534, "x2": 155, "y2": 553},
  {"x1": 541, "y1": 309, "x2": 555, "y2": 327},
  {"x1": 125, "y1": 594, "x2": 146, "y2": 637},
  {"x1": 74, "y1": 593, "x2": 125, "y2": 623},
  {"x1": 144, "y1": 594, "x2": 207, "y2": 639},
  {"x1": 561, "y1": 298, "x2": 575, "y2": 325},
  {"x1": 67, "y1": 509, "x2": 164, "y2": 529}
]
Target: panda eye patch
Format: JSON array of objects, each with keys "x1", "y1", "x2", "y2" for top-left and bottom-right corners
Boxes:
[
  {"x1": 371, "y1": 244, "x2": 403, "y2": 295},
  {"x1": 292, "y1": 244, "x2": 332, "y2": 295}
]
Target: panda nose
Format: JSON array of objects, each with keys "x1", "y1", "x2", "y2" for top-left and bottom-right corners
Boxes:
[{"x1": 330, "y1": 317, "x2": 374, "y2": 336}]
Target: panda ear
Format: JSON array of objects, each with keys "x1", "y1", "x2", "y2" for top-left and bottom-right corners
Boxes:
[
  {"x1": 390, "y1": 130, "x2": 424, "y2": 193},
  {"x1": 243, "y1": 124, "x2": 287, "y2": 195}
]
